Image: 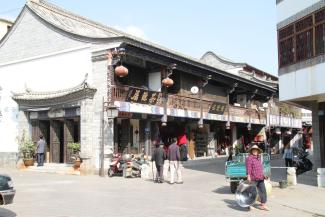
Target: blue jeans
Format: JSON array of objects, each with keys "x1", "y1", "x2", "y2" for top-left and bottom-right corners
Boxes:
[{"x1": 37, "y1": 153, "x2": 44, "y2": 166}]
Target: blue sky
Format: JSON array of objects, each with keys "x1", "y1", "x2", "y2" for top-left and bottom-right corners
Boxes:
[{"x1": 1, "y1": 0, "x2": 278, "y2": 76}]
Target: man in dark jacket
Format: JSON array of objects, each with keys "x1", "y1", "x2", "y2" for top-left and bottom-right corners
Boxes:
[
  {"x1": 151, "y1": 142, "x2": 166, "y2": 183},
  {"x1": 36, "y1": 135, "x2": 46, "y2": 166},
  {"x1": 168, "y1": 137, "x2": 183, "y2": 184}
]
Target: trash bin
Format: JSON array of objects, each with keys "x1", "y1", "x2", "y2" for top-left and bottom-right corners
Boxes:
[
  {"x1": 317, "y1": 168, "x2": 325, "y2": 188},
  {"x1": 279, "y1": 180, "x2": 287, "y2": 189}
]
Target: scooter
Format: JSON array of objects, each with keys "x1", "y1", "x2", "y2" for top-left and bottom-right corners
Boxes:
[
  {"x1": 293, "y1": 150, "x2": 313, "y2": 175},
  {"x1": 123, "y1": 156, "x2": 143, "y2": 178},
  {"x1": 107, "y1": 153, "x2": 126, "y2": 177}
]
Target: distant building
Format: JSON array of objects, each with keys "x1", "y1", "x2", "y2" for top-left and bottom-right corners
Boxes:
[
  {"x1": 0, "y1": 18, "x2": 13, "y2": 40},
  {"x1": 277, "y1": 0, "x2": 325, "y2": 168}
]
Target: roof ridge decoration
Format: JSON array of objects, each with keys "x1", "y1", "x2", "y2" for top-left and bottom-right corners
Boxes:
[
  {"x1": 201, "y1": 51, "x2": 246, "y2": 67},
  {"x1": 12, "y1": 75, "x2": 96, "y2": 100},
  {"x1": 25, "y1": 0, "x2": 199, "y2": 62},
  {"x1": 27, "y1": 0, "x2": 122, "y2": 38}
]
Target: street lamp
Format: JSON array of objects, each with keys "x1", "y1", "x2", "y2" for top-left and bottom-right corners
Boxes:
[
  {"x1": 100, "y1": 100, "x2": 119, "y2": 177},
  {"x1": 226, "y1": 83, "x2": 237, "y2": 130},
  {"x1": 198, "y1": 75, "x2": 212, "y2": 128}
]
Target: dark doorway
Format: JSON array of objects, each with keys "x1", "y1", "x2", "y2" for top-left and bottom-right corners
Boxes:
[
  {"x1": 59, "y1": 122, "x2": 64, "y2": 163},
  {"x1": 39, "y1": 121, "x2": 50, "y2": 153}
]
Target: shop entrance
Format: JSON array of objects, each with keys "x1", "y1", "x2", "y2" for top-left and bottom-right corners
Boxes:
[{"x1": 31, "y1": 118, "x2": 80, "y2": 163}]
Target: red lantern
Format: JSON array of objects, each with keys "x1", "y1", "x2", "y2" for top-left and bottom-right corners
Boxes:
[
  {"x1": 162, "y1": 77, "x2": 174, "y2": 87},
  {"x1": 115, "y1": 65, "x2": 128, "y2": 77}
]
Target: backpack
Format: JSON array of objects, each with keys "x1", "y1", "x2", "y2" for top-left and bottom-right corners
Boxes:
[{"x1": 180, "y1": 144, "x2": 188, "y2": 161}]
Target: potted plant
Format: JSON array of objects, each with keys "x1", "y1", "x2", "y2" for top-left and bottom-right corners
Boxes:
[
  {"x1": 20, "y1": 140, "x2": 36, "y2": 166},
  {"x1": 67, "y1": 142, "x2": 81, "y2": 167}
]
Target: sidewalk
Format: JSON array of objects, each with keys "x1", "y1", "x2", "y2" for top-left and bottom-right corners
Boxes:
[{"x1": 269, "y1": 183, "x2": 325, "y2": 216}]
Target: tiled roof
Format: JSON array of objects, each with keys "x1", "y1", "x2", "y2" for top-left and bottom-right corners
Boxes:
[
  {"x1": 24, "y1": 0, "x2": 277, "y2": 92},
  {"x1": 12, "y1": 80, "x2": 96, "y2": 101},
  {"x1": 26, "y1": 0, "x2": 200, "y2": 64},
  {"x1": 27, "y1": 0, "x2": 121, "y2": 38}
]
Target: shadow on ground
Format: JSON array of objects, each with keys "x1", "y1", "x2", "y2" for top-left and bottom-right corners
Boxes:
[
  {"x1": 183, "y1": 157, "x2": 226, "y2": 175},
  {"x1": 213, "y1": 186, "x2": 232, "y2": 195},
  {"x1": 0, "y1": 207, "x2": 16, "y2": 217},
  {"x1": 223, "y1": 199, "x2": 250, "y2": 212}
]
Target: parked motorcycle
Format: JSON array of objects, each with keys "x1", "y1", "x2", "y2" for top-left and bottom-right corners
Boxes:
[
  {"x1": 124, "y1": 156, "x2": 143, "y2": 178},
  {"x1": 107, "y1": 153, "x2": 126, "y2": 177},
  {"x1": 293, "y1": 150, "x2": 313, "y2": 175}
]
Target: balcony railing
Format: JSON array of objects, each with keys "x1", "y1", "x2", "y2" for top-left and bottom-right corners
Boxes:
[{"x1": 111, "y1": 85, "x2": 266, "y2": 120}]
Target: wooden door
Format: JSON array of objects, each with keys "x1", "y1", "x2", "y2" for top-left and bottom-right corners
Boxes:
[
  {"x1": 120, "y1": 119, "x2": 130, "y2": 153},
  {"x1": 64, "y1": 120, "x2": 74, "y2": 163},
  {"x1": 50, "y1": 120, "x2": 61, "y2": 163},
  {"x1": 31, "y1": 120, "x2": 40, "y2": 144}
]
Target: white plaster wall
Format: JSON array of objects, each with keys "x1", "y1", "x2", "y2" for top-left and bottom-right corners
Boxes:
[
  {"x1": 0, "y1": 47, "x2": 92, "y2": 152},
  {"x1": 0, "y1": 47, "x2": 92, "y2": 92},
  {"x1": 277, "y1": 0, "x2": 320, "y2": 23},
  {"x1": 0, "y1": 88, "x2": 19, "y2": 152},
  {"x1": 279, "y1": 62, "x2": 325, "y2": 101},
  {"x1": 0, "y1": 22, "x2": 10, "y2": 40}
]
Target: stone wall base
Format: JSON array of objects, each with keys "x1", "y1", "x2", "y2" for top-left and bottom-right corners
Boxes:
[{"x1": 0, "y1": 152, "x2": 18, "y2": 168}]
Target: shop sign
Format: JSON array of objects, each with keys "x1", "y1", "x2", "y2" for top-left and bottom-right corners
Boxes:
[
  {"x1": 118, "y1": 112, "x2": 132, "y2": 118},
  {"x1": 125, "y1": 87, "x2": 160, "y2": 105},
  {"x1": 209, "y1": 102, "x2": 226, "y2": 115}
]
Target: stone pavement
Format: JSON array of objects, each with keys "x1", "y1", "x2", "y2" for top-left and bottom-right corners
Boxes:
[{"x1": 0, "y1": 156, "x2": 324, "y2": 217}]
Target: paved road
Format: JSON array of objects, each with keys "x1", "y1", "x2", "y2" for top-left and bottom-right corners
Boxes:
[{"x1": 0, "y1": 157, "x2": 324, "y2": 217}]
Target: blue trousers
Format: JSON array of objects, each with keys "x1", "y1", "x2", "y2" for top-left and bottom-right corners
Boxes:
[{"x1": 37, "y1": 153, "x2": 44, "y2": 166}]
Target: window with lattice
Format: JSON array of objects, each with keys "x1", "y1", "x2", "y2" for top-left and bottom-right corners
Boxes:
[
  {"x1": 296, "y1": 30, "x2": 313, "y2": 61},
  {"x1": 316, "y1": 23, "x2": 325, "y2": 55}
]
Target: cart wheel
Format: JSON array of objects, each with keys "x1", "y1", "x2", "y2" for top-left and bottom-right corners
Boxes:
[
  {"x1": 108, "y1": 168, "x2": 114, "y2": 177},
  {"x1": 230, "y1": 181, "x2": 239, "y2": 193}
]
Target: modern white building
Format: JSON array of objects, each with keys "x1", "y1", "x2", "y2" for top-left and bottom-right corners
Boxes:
[{"x1": 277, "y1": 0, "x2": 325, "y2": 168}]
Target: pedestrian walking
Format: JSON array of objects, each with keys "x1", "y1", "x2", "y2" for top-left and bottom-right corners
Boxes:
[
  {"x1": 177, "y1": 131, "x2": 188, "y2": 162},
  {"x1": 227, "y1": 146, "x2": 233, "y2": 161},
  {"x1": 36, "y1": 135, "x2": 46, "y2": 166},
  {"x1": 283, "y1": 144, "x2": 293, "y2": 167},
  {"x1": 246, "y1": 145, "x2": 269, "y2": 211},
  {"x1": 151, "y1": 142, "x2": 166, "y2": 183},
  {"x1": 168, "y1": 137, "x2": 183, "y2": 184}
]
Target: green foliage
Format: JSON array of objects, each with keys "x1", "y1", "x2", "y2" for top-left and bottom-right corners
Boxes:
[
  {"x1": 67, "y1": 142, "x2": 81, "y2": 154},
  {"x1": 20, "y1": 140, "x2": 35, "y2": 159},
  {"x1": 235, "y1": 143, "x2": 243, "y2": 155},
  {"x1": 18, "y1": 130, "x2": 35, "y2": 159}
]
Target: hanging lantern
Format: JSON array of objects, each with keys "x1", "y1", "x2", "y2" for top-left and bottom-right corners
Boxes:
[
  {"x1": 162, "y1": 77, "x2": 174, "y2": 87},
  {"x1": 115, "y1": 65, "x2": 128, "y2": 77}
]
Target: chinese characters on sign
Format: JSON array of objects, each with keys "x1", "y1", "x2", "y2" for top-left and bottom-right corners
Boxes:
[
  {"x1": 126, "y1": 88, "x2": 160, "y2": 105},
  {"x1": 209, "y1": 102, "x2": 226, "y2": 115}
]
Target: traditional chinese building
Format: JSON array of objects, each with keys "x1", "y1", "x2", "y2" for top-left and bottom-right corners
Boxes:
[
  {"x1": 0, "y1": 18, "x2": 13, "y2": 40},
  {"x1": 0, "y1": 0, "x2": 300, "y2": 173}
]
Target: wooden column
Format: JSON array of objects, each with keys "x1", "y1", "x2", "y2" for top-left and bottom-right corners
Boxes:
[
  {"x1": 50, "y1": 120, "x2": 61, "y2": 163},
  {"x1": 64, "y1": 119, "x2": 74, "y2": 163}
]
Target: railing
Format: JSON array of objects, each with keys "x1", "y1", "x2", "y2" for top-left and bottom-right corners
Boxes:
[{"x1": 111, "y1": 85, "x2": 266, "y2": 120}]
